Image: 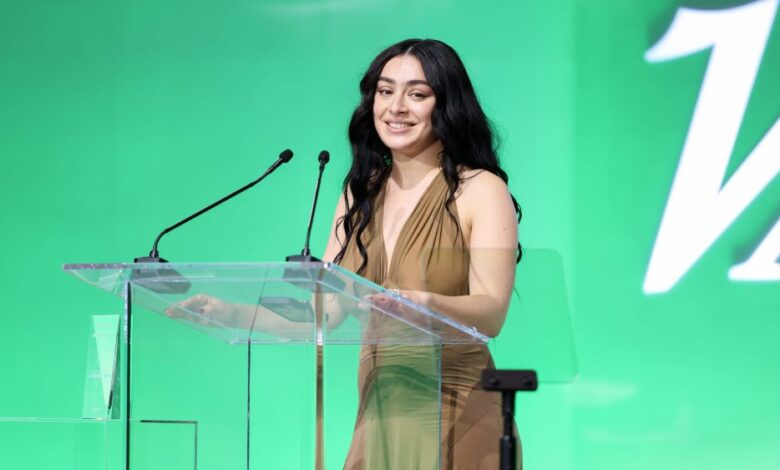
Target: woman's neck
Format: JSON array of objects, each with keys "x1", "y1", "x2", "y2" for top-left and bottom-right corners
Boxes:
[{"x1": 389, "y1": 140, "x2": 443, "y2": 190}]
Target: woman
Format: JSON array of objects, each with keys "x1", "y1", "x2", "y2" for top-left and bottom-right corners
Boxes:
[{"x1": 323, "y1": 39, "x2": 521, "y2": 470}]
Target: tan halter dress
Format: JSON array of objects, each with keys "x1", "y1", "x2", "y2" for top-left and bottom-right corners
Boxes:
[{"x1": 340, "y1": 172, "x2": 514, "y2": 470}]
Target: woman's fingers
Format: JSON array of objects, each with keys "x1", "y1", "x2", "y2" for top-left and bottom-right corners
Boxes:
[
  {"x1": 177, "y1": 293, "x2": 208, "y2": 310},
  {"x1": 361, "y1": 292, "x2": 407, "y2": 318},
  {"x1": 166, "y1": 293, "x2": 219, "y2": 324}
]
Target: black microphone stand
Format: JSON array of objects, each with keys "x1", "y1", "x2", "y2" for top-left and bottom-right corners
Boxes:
[
  {"x1": 481, "y1": 369, "x2": 538, "y2": 470},
  {"x1": 132, "y1": 149, "x2": 293, "y2": 294},
  {"x1": 287, "y1": 150, "x2": 330, "y2": 263},
  {"x1": 136, "y1": 149, "x2": 293, "y2": 263}
]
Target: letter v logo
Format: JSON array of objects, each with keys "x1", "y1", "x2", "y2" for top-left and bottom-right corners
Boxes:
[{"x1": 643, "y1": 0, "x2": 780, "y2": 294}]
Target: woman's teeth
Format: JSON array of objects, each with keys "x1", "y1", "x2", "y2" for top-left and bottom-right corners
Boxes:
[{"x1": 389, "y1": 122, "x2": 412, "y2": 129}]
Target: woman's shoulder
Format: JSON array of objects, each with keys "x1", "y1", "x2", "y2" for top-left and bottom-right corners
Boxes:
[
  {"x1": 453, "y1": 168, "x2": 514, "y2": 233},
  {"x1": 455, "y1": 168, "x2": 511, "y2": 201},
  {"x1": 451, "y1": 167, "x2": 517, "y2": 244}
]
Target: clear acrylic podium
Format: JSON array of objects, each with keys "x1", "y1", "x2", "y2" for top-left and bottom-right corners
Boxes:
[{"x1": 62, "y1": 261, "x2": 489, "y2": 470}]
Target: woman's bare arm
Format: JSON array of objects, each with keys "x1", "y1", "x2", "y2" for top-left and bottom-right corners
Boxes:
[{"x1": 400, "y1": 171, "x2": 518, "y2": 337}]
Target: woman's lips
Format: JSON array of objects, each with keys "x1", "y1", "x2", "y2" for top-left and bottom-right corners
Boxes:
[{"x1": 385, "y1": 121, "x2": 415, "y2": 133}]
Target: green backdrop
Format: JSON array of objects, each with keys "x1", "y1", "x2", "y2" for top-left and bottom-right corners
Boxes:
[{"x1": 1, "y1": 0, "x2": 778, "y2": 468}]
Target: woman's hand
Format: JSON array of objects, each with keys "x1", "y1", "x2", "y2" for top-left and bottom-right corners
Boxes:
[
  {"x1": 166, "y1": 294, "x2": 339, "y2": 334},
  {"x1": 396, "y1": 290, "x2": 431, "y2": 308},
  {"x1": 363, "y1": 289, "x2": 432, "y2": 321},
  {"x1": 166, "y1": 293, "x2": 237, "y2": 326}
]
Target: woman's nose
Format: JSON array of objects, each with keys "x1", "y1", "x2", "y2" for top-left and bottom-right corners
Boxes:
[{"x1": 389, "y1": 94, "x2": 407, "y2": 114}]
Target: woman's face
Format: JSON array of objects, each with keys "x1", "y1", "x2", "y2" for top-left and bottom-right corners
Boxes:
[{"x1": 373, "y1": 55, "x2": 438, "y2": 158}]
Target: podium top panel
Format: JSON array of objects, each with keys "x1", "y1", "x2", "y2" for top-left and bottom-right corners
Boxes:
[{"x1": 63, "y1": 262, "x2": 489, "y2": 345}]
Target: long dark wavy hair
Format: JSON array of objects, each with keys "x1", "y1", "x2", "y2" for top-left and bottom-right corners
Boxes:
[{"x1": 334, "y1": 39, "x2": 522, "y2": 274}]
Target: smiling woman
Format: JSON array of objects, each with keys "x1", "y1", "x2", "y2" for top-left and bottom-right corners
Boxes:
[
  {"x1": 324, "y1": 39, "x2": 523, "y2": 470},
  {"x1": 372, "y1": 56, "x2": 439, "y2": 159}
]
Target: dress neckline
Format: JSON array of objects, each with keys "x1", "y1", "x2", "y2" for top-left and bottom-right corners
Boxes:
[{"x1": 378, "y1": 170, "x2": 444, "y2": 278}]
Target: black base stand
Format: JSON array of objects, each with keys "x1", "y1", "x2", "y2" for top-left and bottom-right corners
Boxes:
[
  {"x1": 133, "y1": 256, "x2": 168, "y2": 263},
  {"x1": 282, "y1": 253, "x2": 345, "y2": 295},
  {"x1": 131, "y1": 256, "x2": 191, "y2": 294},
  {"x1": 481, "y1": 369, "x2": 538, "y2": 470},
  {"x1": 285, "y1": 253, "x2": 321, "y2": 262}
]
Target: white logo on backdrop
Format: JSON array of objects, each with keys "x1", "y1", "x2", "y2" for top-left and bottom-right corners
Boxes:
[{"x1": 643, "y1": 0, "x2": 780, "y2": 294}]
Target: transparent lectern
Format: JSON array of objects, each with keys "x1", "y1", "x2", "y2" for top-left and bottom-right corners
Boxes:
[{"x1": 62, "y1": 261, "x2": 489, "y2": 470}]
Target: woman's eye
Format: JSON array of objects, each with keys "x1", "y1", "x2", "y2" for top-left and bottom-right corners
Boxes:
[
  {"x1": 377, "y1": 89, "x2": 392, "y2": 96},
  {"x1": 410, "y1": 91, "x2": 428, "y2": 99}
]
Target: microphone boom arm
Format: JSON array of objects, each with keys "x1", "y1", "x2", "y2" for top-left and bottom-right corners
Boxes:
[{"x1": 140, "y1": 149, "x2": 293, "y2": 262}]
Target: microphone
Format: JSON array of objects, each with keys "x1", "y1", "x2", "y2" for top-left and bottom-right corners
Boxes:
[
  {"x1": 136, "y1": 149, "x2": 294, "y2": 263},
  {"x1": 286, "y1": 150, "x2": 329, "y2": 263},
  {"x1": 281, "y1": 150, "x2": 345, "y2": 295}
]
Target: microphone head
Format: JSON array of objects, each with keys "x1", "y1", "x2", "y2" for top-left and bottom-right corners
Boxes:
[
  {"x1": 318, "y1": 150, "x2": 330, "y2": 165},
  {"x1": 279, "y1": 149, "x2": 294, "y2": 163}
]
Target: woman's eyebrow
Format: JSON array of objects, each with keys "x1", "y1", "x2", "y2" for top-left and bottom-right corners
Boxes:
[{"x1": 378, "y1": 76, "x2": 430, "y2": 87}]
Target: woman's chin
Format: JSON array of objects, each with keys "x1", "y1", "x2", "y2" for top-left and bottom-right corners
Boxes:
[{"x1": 381, "y1": 138, "x2": 440, "y2": 160}]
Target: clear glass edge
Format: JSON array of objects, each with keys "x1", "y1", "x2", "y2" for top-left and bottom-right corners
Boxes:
[{"x1": 62, "y1": 261, "x2": 490, "y2": 344}]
